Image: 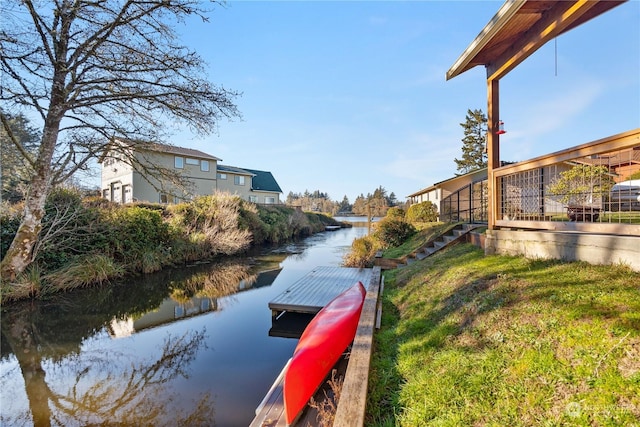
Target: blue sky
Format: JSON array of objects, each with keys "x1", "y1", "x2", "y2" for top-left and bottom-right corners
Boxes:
[{"x1": 175, "y1": 1, "x2": 639, "y2": 203}]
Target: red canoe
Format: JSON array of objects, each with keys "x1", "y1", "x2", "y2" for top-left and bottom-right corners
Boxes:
[{"x1": 283, "y1": 281, "x2": 366, "y2": 425}]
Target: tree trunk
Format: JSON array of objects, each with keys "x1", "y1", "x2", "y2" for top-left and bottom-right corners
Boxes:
[
  {"x1": 0, "y1": 175, "x2": 50, "y2": 281},
  {"x1": 1, "y1": 115, "x2": 61, "y2": 281}
]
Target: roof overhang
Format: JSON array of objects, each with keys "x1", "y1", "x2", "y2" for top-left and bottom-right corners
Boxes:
[{"x1": 446, "y1": 0, "x2": 627, "y2": 81}]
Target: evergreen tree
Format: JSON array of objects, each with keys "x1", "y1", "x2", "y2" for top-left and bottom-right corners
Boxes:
[
  {"x1": 0, "y1": 111, "x2": 40, "y2": 203},
  {"x1": 338, "y1": 195, "x2": 351, "y2": 213},
  {"x1": 454, "y1": 109, "x2": 488, "y2": 175},
  {"x1": 388, "y1": 192, "x2": 398, "y2": 207}
]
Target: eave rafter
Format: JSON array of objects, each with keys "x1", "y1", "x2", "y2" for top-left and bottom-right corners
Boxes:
[
  {"x1": 487, "y1": 0, "x2": 606, "y2": 81},
  {"x1": 447, "y1": 0, "x2": 627, "y2": 82}
]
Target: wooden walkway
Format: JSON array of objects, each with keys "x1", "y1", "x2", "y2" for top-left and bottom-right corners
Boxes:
[
  {"x1": 268, "y1": 266, "x2": 372, "y2": 318},
  {"x1": 252, "y1": 266, "x2": 382, "y2": 427}
]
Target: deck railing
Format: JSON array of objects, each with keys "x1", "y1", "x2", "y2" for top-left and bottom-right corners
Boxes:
[
  {"x1": 441, "y1": 129, "x2": 640, "y2": 236},
  {"x1": 440, "y1": 180, "x2": 488, "y2": 223}
]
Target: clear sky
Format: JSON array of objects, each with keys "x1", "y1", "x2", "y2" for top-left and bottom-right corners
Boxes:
[{"x1": 174, "y1": 0, "x2": 639, "y2": 203}]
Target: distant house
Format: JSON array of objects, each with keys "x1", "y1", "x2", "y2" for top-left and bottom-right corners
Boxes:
[
  {"x1": 407, "y1": 185, "x2": 442, "y2": 209},
  {"x1": 100, "y1": 141, "x2": 282, "y2": 204},
  {"x1": 408, "y1": 168, "x2": 488, "y2": 215}
]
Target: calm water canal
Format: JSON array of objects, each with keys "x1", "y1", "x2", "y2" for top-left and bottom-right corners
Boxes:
[{"x1": 0, "y1": 222, "x2": 370, "y2": 427}]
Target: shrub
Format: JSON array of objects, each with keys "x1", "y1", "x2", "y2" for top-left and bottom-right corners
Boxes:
[
  {"x1": 374, "y1": 218, "x2": 416, "y2": 248},
  {"x1": 253, "y1": 205, "x2": 321, "y2": 243},
  {"x1": 0, "y1": 201, "x2": 21, "y2": 260},
  {"x1": 238, "y1": 204, "x2": 268, "y2": 244},
  {"x1": 257, "y1": 205, "x2": 293, "y2": 243},
  {"x1": 36, "y1": 187, "x2": 110, "y2": 271},
  {"x1": 107, "y1": 206, "x2": 171, "y2": 271},
  {"x1": 343, "y1": 235, "x2": 378, "y2": 268},
  {"x1": 406, "y1": 201, "x2": 439, "y2": 223},
  {"x1": 386, "y1": 207, "x2": 405, "y2": 220},
  {"x1": 303, "y1": 212, "x2": 335, "y2": 234},
  {"x1": 165, "y1": 193, "x2": 252, "y2": 258}
]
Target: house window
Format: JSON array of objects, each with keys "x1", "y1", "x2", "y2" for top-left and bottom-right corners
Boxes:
[
  {"x1": 201, "y1": 160, "x2": 209, "y2": 172},
  {"x1": 186, "y1": 158, "x2": 199, "y2": 165},
  {"x1": 160, "y1": 193, "x2": 176, "y2": 204},
  {"x1": 249, "y1": 195, "x2": 258, "y2": 203},
  {"x1": 103, "y1": 189, "x2": 110, "y2": 198},
  {"x1": 175, "y1": 156, "x2": 184, "y2": 169},
  {"x1": 234, "y1": 176, "x2": 245, "y2": 186},
  {"x1": 265, "y1": 197, "x2": 275, "y2": 204},
  {"x1": 217, "y1": 173, "x2": 227, "y2": 180}
]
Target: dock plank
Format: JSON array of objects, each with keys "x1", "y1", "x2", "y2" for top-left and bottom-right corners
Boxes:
[
  {"x1": 269, "y1": 267, "x2": 372, "y2": 315},
  {"x1": 252, "y1": 266, "x2": 379, "y2": 427}
]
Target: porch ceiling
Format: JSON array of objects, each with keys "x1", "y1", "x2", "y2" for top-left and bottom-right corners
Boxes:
[{"x1": 446, "y1": 0, "x2": 627, "y2": 81}]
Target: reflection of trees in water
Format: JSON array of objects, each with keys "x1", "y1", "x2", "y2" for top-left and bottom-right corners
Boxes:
[
  {"x1": 2, "y1": 330, "x2": 214, "y2": 426},
  {"x1": 0, "y1": 258, "x2": 262, "y2": 427},
  {"x1": 170, "y1": 261, "x2": 255, "y2": 302},
  {"x1": 0, "y1": 255, "x2": 292, "y2": 426}
]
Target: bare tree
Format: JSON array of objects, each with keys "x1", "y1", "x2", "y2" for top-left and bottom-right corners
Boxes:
[{"x1": 0, "y1": 0, "x2": 240, "y2": 280}]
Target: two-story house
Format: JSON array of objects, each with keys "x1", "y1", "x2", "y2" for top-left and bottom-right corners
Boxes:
[
  {"x1": 100, "y1": 141, "x2": 282, "y2": 204},
  {"x1": 215, "y1": 165, "x2": 282, "y2": 204}
]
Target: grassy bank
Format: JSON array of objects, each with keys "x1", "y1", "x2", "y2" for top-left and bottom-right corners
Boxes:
[
  {"x1": 367, "y1": 243, "x2": 640, "y2": 426},
  {"x1": 1, "y1": 190, "x2": 343, "y2": 302}
]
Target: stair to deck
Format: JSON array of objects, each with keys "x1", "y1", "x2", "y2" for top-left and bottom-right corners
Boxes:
[{"x1": 376, "y1": 223, "x2": 484, "y2": 269}]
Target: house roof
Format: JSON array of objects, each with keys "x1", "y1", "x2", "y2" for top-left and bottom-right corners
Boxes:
[
  {"x1": 243, "y1": 168, "x2": 283, "y2": 194},
  {"x1": 216, "y1": 164, "x2": 255, "y2": 176},
  {"x1": 140, "y1": 142, "x2": 222, "y2": 161},
  {"x1": 216, "y1": 165, "x2": 282, "y2": 193},
  {"x1": 446, "y1": 0, "x2": 626, "y2": 81},
  {"x1": 409, "y1": 168, "x2": 488, "y2": 198},
  {"x1": 408, "y1": 185, "x2": 438, "y2": 198}
]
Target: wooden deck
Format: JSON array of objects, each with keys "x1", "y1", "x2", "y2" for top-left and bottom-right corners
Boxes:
[
  {"x1": 252, "y1": 266, "x2": 382, "y2": 427},
  {"x1": 268, "y1": 266, "x2": 372, "y2": 318}
]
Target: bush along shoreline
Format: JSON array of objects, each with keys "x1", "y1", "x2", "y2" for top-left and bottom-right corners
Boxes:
[{"x1": 0, "y1": 189, "x2": 345, "y2": 302}]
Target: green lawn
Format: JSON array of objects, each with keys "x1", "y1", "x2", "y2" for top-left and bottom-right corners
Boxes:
[{"x1": 367, "y1": 243, "x2": 640, "y2": 426}]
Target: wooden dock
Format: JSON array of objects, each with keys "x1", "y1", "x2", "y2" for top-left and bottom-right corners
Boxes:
[
  {"x1": 268, "y1": 266, "x2": 372, "y2": 318},
  {"x1": 252, "y1": 266, "x2": 382, "y2": 427}
]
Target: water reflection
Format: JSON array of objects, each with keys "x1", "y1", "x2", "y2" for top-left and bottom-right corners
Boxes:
[
  {"x1": 1, "y1": 226, "x2": 368, "y2": 426},
  {"x1": 0, "y1": 258, "x2": 278, "y2": 426}
]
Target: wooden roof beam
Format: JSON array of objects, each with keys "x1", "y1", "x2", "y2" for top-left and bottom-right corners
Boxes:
[
  {"x1": 446, "y1": 1, "x2": 525, "y2": 81},
  {"x1": 486, "y1": 0, "x2": 600, "y2": 81}
]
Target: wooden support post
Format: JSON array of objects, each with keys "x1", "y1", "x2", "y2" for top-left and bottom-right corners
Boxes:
[{"x1": 487, "y1": 78, "x2": 501, "y2": 230}]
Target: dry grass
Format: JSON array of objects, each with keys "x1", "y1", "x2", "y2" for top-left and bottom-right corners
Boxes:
[{"x1": 307, "y1": 369, "x2": 344, "y2": 427}]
